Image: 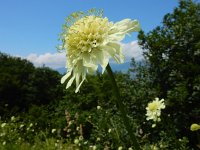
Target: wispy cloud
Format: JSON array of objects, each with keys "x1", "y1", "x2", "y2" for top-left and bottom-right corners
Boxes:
[
  {"x1": 121, "y1": 40, "x2": 143, "y2": 62},
  {"x1": 24, "y1": 41, "x2": 143, "y2": 69},
  {"x1": 25, "y1": 52, "x2": 66, "y2": 69}
]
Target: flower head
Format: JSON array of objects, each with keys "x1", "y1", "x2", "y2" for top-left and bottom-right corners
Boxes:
[
  {"x1": 146, "y1": 98, "x2": 165, "y2": 127},
  {"x1": 190, "y1": 123, "x2": 200, "y2": 131},
  {"x1": 118, "y1": 146, "x2": 123, "y2": 150},
  {"x1": 74, "y1": 139, "x2": 79, "y2": 144},
  {"x1": 51, "y1": 129, "x2": 56, "y2": 133},
  {"x1": 60, "y1": 9, "x2": 140, "y2": 92},
  {"x1": 97, "y1": 105, "x2": 101, "y2": 110},
  {"x1": 1, "y1": 123, "x2": 6, "y2": 128},
  {"x1": 11, "y1": 116, "x2": 15, "y2": 121}
]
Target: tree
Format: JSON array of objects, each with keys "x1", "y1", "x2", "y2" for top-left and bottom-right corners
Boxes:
[
  {"x1": 138, "y1": 0, "x2": 200, "y2": 148},
  {"x1": 0, "y1": 52, "x2": 64, "y2": 117},
  {"x1": 0, "y1": 52, "x2": 35, "y2": 115}
]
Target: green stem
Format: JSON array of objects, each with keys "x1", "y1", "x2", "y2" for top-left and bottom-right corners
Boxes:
[{"x1": 106, "y1": 63, "x2": 141, "y2": 150}]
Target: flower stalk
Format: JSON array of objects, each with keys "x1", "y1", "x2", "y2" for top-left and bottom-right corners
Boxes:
[{"x1": 106, "y1": 64, "x2": 141, "y2": 150}]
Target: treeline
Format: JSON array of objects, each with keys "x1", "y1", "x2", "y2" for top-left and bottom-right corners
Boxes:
[{"x1": 0, "y1": 52, "x2": 64, "y2": 117}]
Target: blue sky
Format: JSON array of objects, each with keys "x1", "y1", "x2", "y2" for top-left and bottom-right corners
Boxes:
[{"x1": 0, "y1": 0, "x2": 180, "y2": 68}]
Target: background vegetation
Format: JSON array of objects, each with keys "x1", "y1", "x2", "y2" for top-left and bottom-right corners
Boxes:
[{"x1": 0, "y1": 0, "x2": 199, "y2": 149}]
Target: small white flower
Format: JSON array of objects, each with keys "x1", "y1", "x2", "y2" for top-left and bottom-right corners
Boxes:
[
  {"x1": 67, "y1": 129, "x2": 71, "y2": 132},
  {"x1": 118, "y1": 146, "x2": 123, "y2": 150},
  {"x1": 11, "y1": 116, "x2": 15, "y2": 121},
  {"x1": 20, "y1": 124, "x2": 24, "y2": 128},
  {"x1": 51, "y1": 129, "x2": 56, "y2": 133},
  {"x1": 79, "y1": 135, "x2": 83, "y2": 141},
  {"x1": 128, "y1": 148, "x2": 133, "y2": 150},
  {"x1": 2, "y1": 141, "x2": 6, "y2": 145},
  {"x1": 93, "y1": 145, "x2": 97, "y2": 150},
  {"x1": 97, "y1": 106, "x2": 101, "y2": 110},
  {"x1": 60, "y1": 9, "x2": 140, "y2": 93},
  {"x1": 108, "y1": 128, "x2": 112, "y2": 133},
  {"x1": 0, "y1": 133, "x2": 6, "y2": 137},
  {"x1": 29, "y1": 123, "x2": 33, "y2": 127},
  {"x1": 74, "y1": 139, "x2": 79, "y2": 144},
  {"x1": 55, "y1": 143, "x2": 58, "y2": 147},
  {"x1": 68, "y1": 120, "x2": 73, "y2": 125},
  {"x1": 146, "y1": 98, "x2": 165, "y2": 127},
  {"x1": 1, "y1": 123, "x2": 6, "y2": 128},
  {"x1": 152, "y1": 124, "x2": 156, "y2": 128},
  {"x1": 84, "y1": 141, "x2": 88, "y2": 145},
  {"x1": 96, "y1": 137, "x2": 101, "y2": 141}
]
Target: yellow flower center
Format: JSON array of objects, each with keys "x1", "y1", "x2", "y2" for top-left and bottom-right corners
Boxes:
[
  {"x1": 148, "y1": 103, "x2": 158, "y2": 111},
  {"x1": 66, "y1": 16, "x2": 111, "y2": 57}
]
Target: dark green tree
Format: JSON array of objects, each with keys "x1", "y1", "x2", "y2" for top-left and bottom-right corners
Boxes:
[
  {"x1": 0, "y1": 52, "x2": 64, "y2": 117},
  {"x1": 138, "y1": 0, "x2": 200, "y2": 148},
  {"x1": 0, "y1": 52, "x2": 35, "y2": 115}
]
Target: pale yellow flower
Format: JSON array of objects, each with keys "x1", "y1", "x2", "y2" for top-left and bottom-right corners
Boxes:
[
  {"x1": 146, "y1": 98, "x2": 165, "y2": 126},
  {"x1": 92, "y1": 145, "x2": 97, "y2": 150},
  {"x1": 19, "y1": 124, "x2": 24, "y2": 128},
  {"x1": 60, "y1": 9, "x2": 140, "y2": 93},
  {"x1": 1, "y1": 123, "x2": 6, "y2": 128},
  {"x1": 97, "y1": 106, "x2": 101, "y2": 110},
  {"x1": 190, "y1": 123, "x2": 200, "y2": 131},
  {"x1": 29, "y1": 123, "x2": 33, "y2": 127},
  {"x1": 51, "y1": 129, "x2": 56, "y2": 133},
  {"x1": 74, "y1": 139, "x2": 79, "y2": 144},
  {"x1": 108, "y1": 128, "x2": 112, "y2": 133},
  {"x1": 11, "y1": 116, "x2": 15, "y2": 121},
  {"x1": 118, "y1": 146, "x2": 123, "y2": 150}
]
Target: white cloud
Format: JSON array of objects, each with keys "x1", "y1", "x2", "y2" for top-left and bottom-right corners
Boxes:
[
  {"x1": 25, "y1": 52, "x2": 66, "y2": 69},
  {"x1": 121, "y1": 40, "x2": 143, "y2": 61},
  {"x1": 23, "y1": 40, "x2": 143, "y2": 69}
]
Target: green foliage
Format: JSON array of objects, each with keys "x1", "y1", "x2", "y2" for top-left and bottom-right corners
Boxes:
[
  {"x1": 0, "y1": 52, "x2": 64, "y2": 118},
  {"x1": 1, "y1": 0, "x2": 200, "y2": 149},
  {"x1": 138, "y1": 0, "x2": 200, "y2": 148}
]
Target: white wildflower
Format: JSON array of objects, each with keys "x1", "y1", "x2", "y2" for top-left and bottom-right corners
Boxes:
[
  {"x1": 60, "y1": 9, "x2": 140, "y2": 93},
  {"x1": 52, "y1": 129, "x2": 56, "y2": 133},
  {"x1": 20, "y1": 124, "x2": 24, "y2": 128},
  {"x1": 146, "y1": 98, "x2": 165, "y2": 127},
  {"x1": 29, "y1": 123, "x2": 33, "y2": 127},
  {"x1": 97, "y1": 106, "x2": 101, "y2": 110},
  {"x1": 108, "y1": 128, "x2": 112, "y2": 133},
  {"x1": 93, "y1": 145, "x2": 97, "y2": 150},
  {"x1": 1, "y1": 123, "x2": 6, "y2": 128},
  {"x1": 0, "y1": 133, "x2": 6, "y2": 137},
  {"x1": 74, "y1": 139, "x2": 79, "y2": 144},
  {"x1": 11, "y1": 116, "x2": 15, "y2": 121},
  {"x1": 79, "y1": 135, "x2": 84, "y2": 141}
]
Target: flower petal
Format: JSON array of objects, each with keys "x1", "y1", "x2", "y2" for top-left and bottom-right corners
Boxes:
[
  {"x1": 66, "y1": 75, "x2": 76, "y2": 89},
  {"x1": 108, "y1": 19, "x2": 140, "y2": 42},
  {"x1": 61, "y1": 70, "x2": 72, "y2": 84},
  {"x1": 75, "y1": 77, "x2": 86, "y2": 93}
]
